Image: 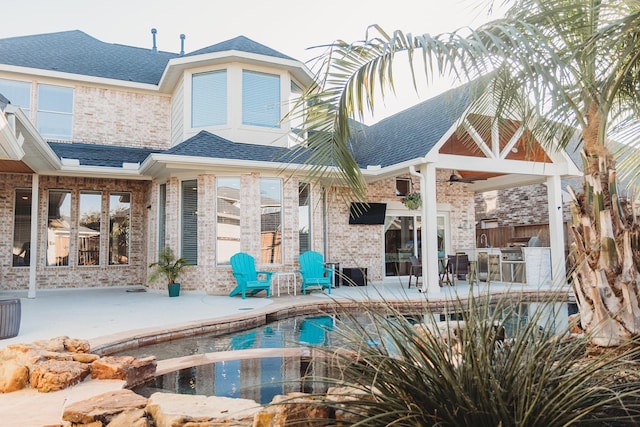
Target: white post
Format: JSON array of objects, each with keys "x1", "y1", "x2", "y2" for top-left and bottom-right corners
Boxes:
[
  {"x1": 411, "y1": 163, "x2": 440, "y2": 294},
  {"x1": 28, "y1": 174, "x2": 39, "y2": 298},
  {"x1": 546, "y1": 174, "x2": 567, "y2": 287}
]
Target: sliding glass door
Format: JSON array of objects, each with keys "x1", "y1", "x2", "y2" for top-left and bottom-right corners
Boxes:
[{"x1": 384, "y1": 213, "x2": 448, "y2": 277}]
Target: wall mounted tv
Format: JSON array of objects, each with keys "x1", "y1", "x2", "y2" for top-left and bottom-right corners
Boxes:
[{"x1": 349, "y1": 203, "x2": 387, "y2": 225}]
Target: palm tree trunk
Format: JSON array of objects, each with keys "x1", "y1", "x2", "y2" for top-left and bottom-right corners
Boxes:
[{"x1": 569, "y1": 104, "x2": 640, "y2": 347}]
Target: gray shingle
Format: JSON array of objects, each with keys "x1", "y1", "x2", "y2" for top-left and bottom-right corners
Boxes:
[
  {"x1": 165, "y1": 130, "x2": 313, "y2": 164},
  {"x1": 352, "y1": 83, "x2": 473, "y2": 168},
  {"x1": 184, "y1": 35, "x2": 294, "y2": 60},
  {"x1": 0, "y1": 31, "x2": 178, "y2": 85},
  {"x1": 48, "y1": 141, "x2": 161, "y2": 167}
]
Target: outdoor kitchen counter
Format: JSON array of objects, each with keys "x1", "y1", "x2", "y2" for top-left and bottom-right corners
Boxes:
[{"x1": 458, "y1": 247, "x2": 551, "y2": 286}]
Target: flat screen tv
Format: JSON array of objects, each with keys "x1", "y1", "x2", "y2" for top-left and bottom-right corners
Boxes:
[{"x1": 349, "y1": 202, "x2": 387, "y2": 225}]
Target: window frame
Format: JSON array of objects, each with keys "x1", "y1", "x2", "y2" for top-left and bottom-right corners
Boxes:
[
  {"x1": 242, "y1": 70, "x2": 281, "y2": 128},
  {"x1": 37, "y1": 83, "x2": 73, "y2": 140},
  {"x1": 191, "y1": 69, "x2": 228, "y2": 128},
  {"x1": 0, "y1": 78, "x2": 31, "y2": 117}
]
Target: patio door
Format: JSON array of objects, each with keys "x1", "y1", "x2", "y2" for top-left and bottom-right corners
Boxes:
[{"x1": 384, "y1": 213, "x2": 449, "y2": 277}]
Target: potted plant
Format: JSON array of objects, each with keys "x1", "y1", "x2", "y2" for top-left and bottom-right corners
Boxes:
[
  {"x1": 148, "y1": 247, "x2": 189, "y2": 297},
  {"x1": 402, "y1": 192, "x2": 422, "y2": 210}
]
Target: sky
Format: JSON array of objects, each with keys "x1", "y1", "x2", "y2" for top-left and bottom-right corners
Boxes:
[{"x1": 1, "y1": 0, "x2": 504, "y2": 122}]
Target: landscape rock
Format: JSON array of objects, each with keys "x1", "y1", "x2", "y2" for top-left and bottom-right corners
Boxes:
[
  {"x1": 0, "y1": 358, "x2": 29, "y2": 393},
  {"x1": 91, "y1": 355, "x2": 157, "y2": 387},
  {"x1": 62, "y1": 389, "x2": 148, "y2": 426},
  {"x1": 258, "y1": 392, "x2": 330, "y2": 426},
  {"x1": 29, "y1": 359, "x2": 91, "y2": 392},
  {"x1": 64, "y1": 337, "x2": 91, "y2": 353},
  {"x1": 147, "y1": 392, "x2": 260, "y2": 427},
  {"x1": 105, "y1": 408, "x2": 149, "y2": 427}
]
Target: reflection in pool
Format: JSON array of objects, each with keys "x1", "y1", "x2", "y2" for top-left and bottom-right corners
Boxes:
[
  {"x1": 135, "y1": 353, "x2": 334, "y2": 405},
  {"x1": 131, "y1": 302, "x2": 577, "y2": 403}
]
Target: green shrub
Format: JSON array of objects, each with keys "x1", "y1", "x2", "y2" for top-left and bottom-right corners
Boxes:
[{"x1": 304, "y1": 294, "x2": 640, "y2": 426}]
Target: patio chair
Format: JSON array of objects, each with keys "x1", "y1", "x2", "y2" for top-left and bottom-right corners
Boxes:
[
  {"x1": 448, "y1": 253, "x2": 470, "y2": 284},
  {"x1": 407, "y1": 256, "x2": 422, "y2": 288},
  {"x1": 299, "y1": 251, "x2": 332, "y2": 295},
  {"x1": 229, "y1": 252, "x2": 272, "y2": 299}
]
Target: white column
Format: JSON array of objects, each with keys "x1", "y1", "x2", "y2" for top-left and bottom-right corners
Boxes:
[
  {"x1": 28, "y1": 174, "x2": 39, "y2": 299},
  {"x1": 420, "y1": 163, "x2": 440, "y2": 294},
  {"x1": 546, "y1": 174, "x2": 567, "y2": 287}
]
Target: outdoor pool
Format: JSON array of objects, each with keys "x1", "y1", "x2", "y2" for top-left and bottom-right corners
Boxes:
[{"x1": 128, "y1": 300, "x2": 578, "y2": 403}]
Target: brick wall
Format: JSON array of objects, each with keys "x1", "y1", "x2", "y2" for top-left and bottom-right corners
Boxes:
[
  {"x1": 475, "y1": 183, "x2": 573, "y2": 227},
  {"x1": 73, "y1": 86, "x2": 172, "y2": 149},
  {"x1": 0, "y1": 174, "x2": 151, "y2": 291}
]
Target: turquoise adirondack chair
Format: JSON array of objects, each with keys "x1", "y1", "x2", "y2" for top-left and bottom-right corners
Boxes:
[
  {"x1": 229, "y1": 252, "x2": 272, "y2": 299},
  {"x1": 299, "y1": 251, "x2": 332, "y2": 295}
]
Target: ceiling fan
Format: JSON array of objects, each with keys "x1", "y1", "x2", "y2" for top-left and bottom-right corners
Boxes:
[{"x1": 443, "y1": 171, "x2": 488, "y2": 184}]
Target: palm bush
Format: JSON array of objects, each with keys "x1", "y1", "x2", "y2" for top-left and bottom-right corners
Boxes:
[{"x1": 298, "y1": 294, "x2": 640, "y2": 426}]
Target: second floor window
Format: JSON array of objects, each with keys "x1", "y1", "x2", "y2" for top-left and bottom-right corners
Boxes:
[
  {"x1": 192, "y1": 70, "x2": 227, "y2": 127},
  {"x1": 0, "y1": 78, "x2": 31, "y2": 117},
  {"x1": 37, "y1": 84, "x2": 73, "y2": 140},
  {"x1": 242, "y1": 70, "x2": 280, "y2": 128}
]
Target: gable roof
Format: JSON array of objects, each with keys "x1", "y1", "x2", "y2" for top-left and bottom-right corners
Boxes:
[
  {"x1": 48, "y1": 141, "x2": 161, "y2": 167},
  {"x1": 164, "y1": 130, "x2": 312, "y2": 164},
  {"x1": 184, "y1": 35, "x2": 294, "y2": 60},
  {"x1": 351, "y1": 83, "x2": 473, "y2": 168},
  {"x1": 0, "y1": 31, "x2": 178, "y2": 84}
]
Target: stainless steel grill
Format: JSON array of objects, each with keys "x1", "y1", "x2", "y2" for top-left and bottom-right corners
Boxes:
[{"x1": 501, "y1": 248, "x2": 523, "y2": 261}]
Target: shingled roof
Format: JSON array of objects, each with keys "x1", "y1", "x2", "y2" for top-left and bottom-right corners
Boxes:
[
  {"x1": 0, "y1": 31, "x2": 296, "y2": 85},
  {"x1": 48, "y1": 141, "x2": 161, "y2": 167},
  {"x1": 185, "y1": 35, "x2": 294, "y2": 60},
  {"x1": 351, "y1": 83, "x2": 473, "y2": 168},
  {"x1": 0, "y1": 31, "x2": 178, "y2": 84},
  {"x1": 164, "y1": 130, "x2": 313, "y2": 164}
]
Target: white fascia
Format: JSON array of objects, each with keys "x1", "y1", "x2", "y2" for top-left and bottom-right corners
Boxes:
[
  {"x1": 158, "y1": 51, "x2": 315, "y2": 93},
  {"x1": 140, "y1": 153, "x2": 321, "y2": 175},
  {"x1": 0, "y1": 64, "x2": 160, "y2": 92},
  {"x1": 0, "y1": 109, "x2": 25, "y2": 159}
]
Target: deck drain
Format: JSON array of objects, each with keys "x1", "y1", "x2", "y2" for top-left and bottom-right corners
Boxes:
[{"x1": 238, "y1": 307, "x2": 254, "y2": 311}]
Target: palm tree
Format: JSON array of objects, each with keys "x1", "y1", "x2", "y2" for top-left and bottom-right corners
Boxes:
[{"x1": 295, "y1": 0, "x2": 640, "y2": 347}]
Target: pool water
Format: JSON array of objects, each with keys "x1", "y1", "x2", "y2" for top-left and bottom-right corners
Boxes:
[{"x1": 130, "y1": 302, "x2": 577, "y2": 403}]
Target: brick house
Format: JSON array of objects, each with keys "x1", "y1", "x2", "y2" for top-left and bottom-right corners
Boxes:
[{"x1": 0, "y1": 30, "x2": 580, "y2": 296}]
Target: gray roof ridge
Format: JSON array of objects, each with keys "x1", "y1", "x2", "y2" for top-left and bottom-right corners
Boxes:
[{"x1": 184, "y1": 35, "x2": 295, "y2": 60}]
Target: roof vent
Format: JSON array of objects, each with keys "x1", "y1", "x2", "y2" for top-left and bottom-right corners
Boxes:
[
  {"x1": 180, "y1": 34, "x2": 185, "y2": 56},
  {"x1": 151, "y1": 28, "x2": 158, "y2": 53}
]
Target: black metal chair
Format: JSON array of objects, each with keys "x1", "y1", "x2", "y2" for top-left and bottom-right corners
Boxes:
[{"x1": 408, "y1": 256, "x2": 422, "y2": 288}]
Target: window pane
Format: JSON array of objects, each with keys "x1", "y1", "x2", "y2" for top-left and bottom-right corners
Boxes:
[
  {"x1": 216, "y1": 177, "x2": 240, "y2": 265},
  {"x1": 396, "y1": 178, "x2": 411, "y2": 196},
  {"x1": 38, "y1": 84, "x2": 73, "y2": 112},
  {"x1": 158, "y1": 184, "x2": 166, "y2": 253},
  {"x1": 36, "y1": 111, "x2": 73, "y2": 140},
  {"x1": 0, "y1": 79, "x2": 31, "y2": 116},
  {"x1": 260, "y1": 178, "x2": 282, "y2": 264},
  {"x1": 13, "y1": 189, "x2": 32, "y2": 267},
  {"x1": 181, "y1": 180, "x2": 198, "y2": 265},
  {"x1": 47, "y1": 190, "x2": 71, "y2": 266},
  {"x1": 242, "y1": 71, "x2": 280, "y2": 128},
  {"x1": 192, "y1": 70, "x2": 227, "y2": 127},
  {"x1": 79, "y1": 192, "x2": 102, "y2": 266},
  {"x1": 298, "y1": 183, "x2": 310, "y2": 254},
  {"x1": 109, "y1": 192, "x2": 130, "y2": 265},
  {"x1": 37, "y1": 84, "x2": 73, "y2": 140}
]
